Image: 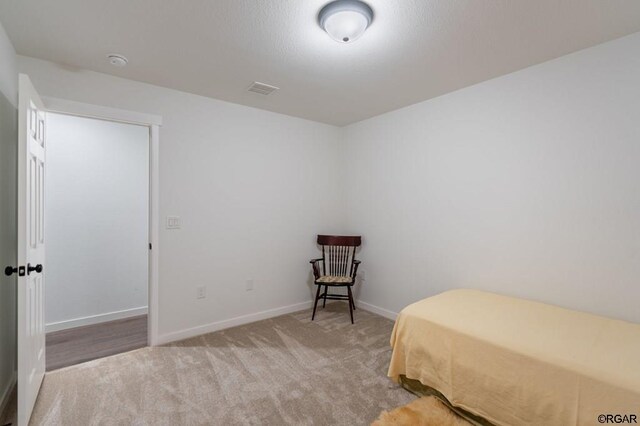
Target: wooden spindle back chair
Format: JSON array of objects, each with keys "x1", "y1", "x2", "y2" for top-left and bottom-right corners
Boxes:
[{"x1": 310, "y1": 235, "x2": 362, "y2": 323}]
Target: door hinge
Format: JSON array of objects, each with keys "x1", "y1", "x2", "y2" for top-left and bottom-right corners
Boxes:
[{"x1": 149, "y1": 243, "x2": 152, "y2": 250}]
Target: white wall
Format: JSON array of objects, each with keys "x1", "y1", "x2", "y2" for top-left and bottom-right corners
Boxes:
[
  {"x1": 0, "y1": 24, "x2": 16, "y2": 106},
  {"x1": 45, "y1": 113, "x2": 149, "y2": 331},
  {"x1": 18, "y1": 55, "x2": 345, "y2": 342},
  {"x1": 344, "y1": 32, "x2": 640, "y2": 324},
  {"x1": 0, "y1": 20, "x2": 17, "y2": 414}
]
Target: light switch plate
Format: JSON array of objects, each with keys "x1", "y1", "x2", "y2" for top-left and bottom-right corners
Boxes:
[{"x1": 166, "y1": 216, "x2": 181, "y2": 229}]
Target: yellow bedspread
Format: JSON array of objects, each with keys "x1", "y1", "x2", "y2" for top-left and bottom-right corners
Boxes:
[{"x1": 388, "y1": 289, "x2": 640, "y2": 426}]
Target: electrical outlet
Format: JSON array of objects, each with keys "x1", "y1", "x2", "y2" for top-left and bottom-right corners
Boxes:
[
  {"x1": 359, "y1": 270, "x2": 366, "y2": 281},
  {"x1": 246, "y1": 279, "x2": 254, "y2": 291},
  {"x1": 196, "y1": 286, "x2": 206, "y2": 299}
]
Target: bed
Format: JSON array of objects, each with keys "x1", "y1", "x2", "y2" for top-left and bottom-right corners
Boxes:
[{"x1": 388, "y1": 289, "x2": 640, "y2": 426}]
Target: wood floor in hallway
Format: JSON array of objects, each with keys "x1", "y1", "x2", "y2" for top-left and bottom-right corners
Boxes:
[{"x1": 46, "y1": 314, "x2": 148, "y2": 371}]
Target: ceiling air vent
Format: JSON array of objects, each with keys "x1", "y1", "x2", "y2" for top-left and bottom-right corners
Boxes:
[{"x1": 247, "y1": 82, "x2": 279, "y2": 95}]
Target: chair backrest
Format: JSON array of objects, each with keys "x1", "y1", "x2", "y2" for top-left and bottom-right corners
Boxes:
[{"x1": 317, "y1": 235, "x2": 361, "y2": 277}]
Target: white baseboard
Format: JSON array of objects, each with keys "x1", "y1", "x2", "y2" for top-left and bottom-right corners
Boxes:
[
  {"x1": 357, "y1": 300, "x2": 398, "y2": 320},
  {"x1": 0, "y1": 371, "x2": 16, "y2": 418},
  {"x1": 156, "y1": 301, "x2": 313, "y2": 345},
  {"x1": 46, "y1": 306, "x2": 149, "y2": 333}
]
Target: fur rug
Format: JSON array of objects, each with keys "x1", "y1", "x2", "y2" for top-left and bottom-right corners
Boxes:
[{"x1": 372, "y1": 396, "x2": 471, "y2": 426}]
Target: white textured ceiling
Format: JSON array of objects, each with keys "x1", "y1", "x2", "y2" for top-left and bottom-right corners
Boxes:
[{"x1": 1, "y1": 1, "x2": 640, "y2": 126}]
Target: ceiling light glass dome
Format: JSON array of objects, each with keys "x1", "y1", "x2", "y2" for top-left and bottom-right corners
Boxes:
[{"x1": 318, "y1": 0, "x2": 374, "y2": 43}]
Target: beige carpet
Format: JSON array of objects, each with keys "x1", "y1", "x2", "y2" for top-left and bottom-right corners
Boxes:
[
  {"x1": 372, "y1": 397, "x2": 471, "y2": 426},
  {"x1": 29, "y1": 303, "x2": 415, "y2": 425}
]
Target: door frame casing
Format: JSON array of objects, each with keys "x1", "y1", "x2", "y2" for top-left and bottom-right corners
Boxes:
[{"x1": 43, "y1": 96, "x2": 162, "y2": 346}]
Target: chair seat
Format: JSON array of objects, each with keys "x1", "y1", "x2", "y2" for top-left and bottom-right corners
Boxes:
[{"x1": 316, "y1": 275, "x2": 353, "y2": 284}]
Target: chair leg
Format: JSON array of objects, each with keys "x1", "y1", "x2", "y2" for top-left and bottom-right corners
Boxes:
[
  {"x1": 347, "y1": 286, "x2": 355, "y2": 324},
  {"x1": 312, "y1": 285, "x2": 322, "y2": 321},
  {"x1": 348, "y1": 286, "x2": 356, "y2": 310},
  {"x1": 322, "y1": 285, "x2": 328, "y2": 308}
]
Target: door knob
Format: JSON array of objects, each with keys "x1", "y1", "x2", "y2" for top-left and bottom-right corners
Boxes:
[
  {"x1": 4, "y1": 265, "x2": 25, "y2": 277},
  {"x1": 27, "y1": 263, "x2": 43, "y2": 275}
]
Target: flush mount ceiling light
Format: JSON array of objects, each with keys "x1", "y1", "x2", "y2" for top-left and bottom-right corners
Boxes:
[
  {"x1": 107, "y1": 54, "x2": 128, "y2": 67},
  {"x1": 318, "y1": 0, "x2": 374, "y2": 43}
]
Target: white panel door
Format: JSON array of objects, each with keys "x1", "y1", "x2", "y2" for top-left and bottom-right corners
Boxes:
[{"x1": 17, "y1": 74, "x2": 46, "y2": 426}]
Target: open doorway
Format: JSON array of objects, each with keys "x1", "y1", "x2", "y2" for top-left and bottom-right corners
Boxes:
[
  {"x1": 8, "y1": 76, "x2": 160, "y2": 425},
  {"x1": 44, "y1": 112, "x2": 150, "y2": 371}
]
